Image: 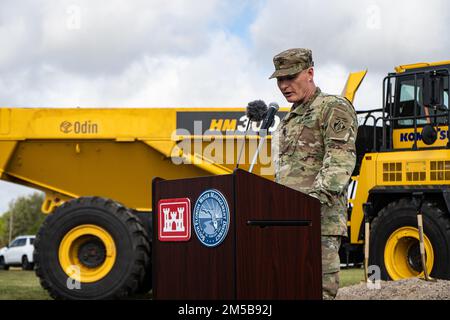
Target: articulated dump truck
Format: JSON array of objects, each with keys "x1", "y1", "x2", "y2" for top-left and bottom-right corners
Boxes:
[
  {"x1": 0, "y1": 106, "x2": 292, "y2": 299},
  {"x1": 1, "y1": 61, "x2": 449, "y2": 300},
  {"x1": 0, "y1": 106, "x2": 284, "y2": 299}
]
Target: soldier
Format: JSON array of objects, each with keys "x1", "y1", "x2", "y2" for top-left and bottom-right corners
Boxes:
[{"x1": 270, "y1": 48, "x2": 358, "y2": 300}]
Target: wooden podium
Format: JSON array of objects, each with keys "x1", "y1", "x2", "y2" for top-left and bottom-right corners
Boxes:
[{"x1": 152, "y1": 169, "x2": 322, "y2": 300}]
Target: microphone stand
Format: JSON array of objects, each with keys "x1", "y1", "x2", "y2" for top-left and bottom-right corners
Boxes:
[
  {"x1": 248, "y1": 102, "x2": 278, "y2": 173},
  {"x1": 236, "y1": 119, "x2": 252, "y2": 170},
  {"x1": 249, "y1": 126, "x2": 270, "y2": 173}
]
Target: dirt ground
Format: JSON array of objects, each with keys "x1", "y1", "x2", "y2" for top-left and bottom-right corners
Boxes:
[{"x1": 336, "y1": 277, "x2": 450, "y2": 300}]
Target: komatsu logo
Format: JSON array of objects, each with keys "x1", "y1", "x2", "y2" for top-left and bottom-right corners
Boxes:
[
  {"x1": 60, "y1": 121, "x2": 99, "y2": 134},
  {"x1": 399, "y1": 128, "x2": 449, "y2": 142}
]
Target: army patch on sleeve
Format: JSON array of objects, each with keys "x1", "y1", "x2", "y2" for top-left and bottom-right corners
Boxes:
[
  {"x1": 324, "y1": 103, "x2": 356, "y2": 142},
  {"x1": 332, "y1": 116, "x2": 348, "y2": 133}
]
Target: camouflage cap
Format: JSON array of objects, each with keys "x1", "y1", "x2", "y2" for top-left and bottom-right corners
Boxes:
[{"x1": 269, "y1": 48, "x2": 314, "y2": 79}]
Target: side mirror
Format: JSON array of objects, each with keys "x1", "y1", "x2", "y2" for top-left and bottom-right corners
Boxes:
[
  {"x1": 423, "y1": 72, "x2": 444, "y2": 106},
  {"x1": 422, "y1": 124, "x2": 438, "y2": 145}
]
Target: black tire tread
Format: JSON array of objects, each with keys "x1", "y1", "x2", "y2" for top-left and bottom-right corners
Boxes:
[
  {"x1": 34, "y1": 196, "x2": 151, "y2": 300},
  {"x1": 370, "y1": 198, "x2": 450, "y2": 280},
  {"x1": 0, "y1": 256, "x2": 8, "y2": 271}
]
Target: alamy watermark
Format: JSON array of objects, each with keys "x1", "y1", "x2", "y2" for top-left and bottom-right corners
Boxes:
[
  {"x1": 366, "y1": 4, "x2": 381, "y2": 30},
  {"x1": 66, "y1": 5, "x2": 82, "y2": 30},
  {"x1": 66, "y1": 265, "x2": 81, "y2": 290},
  {"x1": 367, "y1": 265, "x2": 381, "y2": 290},
  {"x1": 170, "y1": 120, "x2": 278, "y2": 176}
]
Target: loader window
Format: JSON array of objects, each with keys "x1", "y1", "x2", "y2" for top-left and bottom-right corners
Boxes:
[
  {"x1": 397, "y1": 78, "x2": 425, "y2": 126},
  {"x1": 396, "y1": 77, "x2": 448, "y2": 127},
  {"x1": 444, "y1": 82, "x2": 449, "y2": 108}
]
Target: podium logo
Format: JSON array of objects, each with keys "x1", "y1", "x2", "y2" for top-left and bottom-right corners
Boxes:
[
  {"x1": 158, "y1": 198, "x2": 191, "y2": 242},
  {"x1": 193, "y1": 189, "x2": 230, "y2": 248}
]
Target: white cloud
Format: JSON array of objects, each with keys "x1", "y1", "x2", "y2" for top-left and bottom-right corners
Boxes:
[
  {"x1": 1, "y1": 0, "x2": 222, "y2": 75},
  {"x1": 0, "y1": 30, "x2": 279, "y2": 107},
  {"x1": 251, "y1": 0, "x2": 450, "y2": 72},
  {"x1": 248, "y1": 0, "x2": 450, "y2": 111},
  {"x1": 4, "y1": 0, "x2": 427, "y2": 109},
  {"x1": 0, "y1": 182, "x2": 42, "y2": 216}
]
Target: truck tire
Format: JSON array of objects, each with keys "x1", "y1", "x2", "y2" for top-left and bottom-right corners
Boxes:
[
  {"x1": 131, "y1": 210, "x2": 152, "y2": 294},
  {"x1": 136, "y1": 259, "x2": 152, "y2": 294},
  {"x1": 34, "y1": 196, "x2": 150, "y2": 300},
  {"x1": 0, "y1": 257, "x2": 9, "y2": 271},
  {"x1": 22, "y1": 256, "x2": 33, "y2": 271},
  {"x1": 369, "y1": 198, "x2": 450, "y2": 280}
]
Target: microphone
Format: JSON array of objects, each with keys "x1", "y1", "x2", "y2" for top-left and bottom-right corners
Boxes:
[
  {"x1": 246, "y1": 100, "x2": 267, "y2": 122},
  {"x1": 259, "y1": 102, "x2": 279, "y2": 135},
  {"x1": 237, "y1": 100, "x2": 267, "y2": 170},
  {"x1": 248, "y1": 102, "x2": 279, "y2": 173}
]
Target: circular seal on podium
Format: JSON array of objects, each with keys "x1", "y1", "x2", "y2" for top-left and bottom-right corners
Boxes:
[{"x1": 193, "y1": 189, "x2": 230, "y2": 247}]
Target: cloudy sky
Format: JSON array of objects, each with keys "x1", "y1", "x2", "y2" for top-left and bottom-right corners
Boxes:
[{"x1": 0, "y1": 0, "x2": 449, "y2": 214}]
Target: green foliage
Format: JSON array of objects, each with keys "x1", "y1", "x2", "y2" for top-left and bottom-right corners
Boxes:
[
  {"x1": 0, "y1": 219, "x2": 4, "y2": 240},
  {"x1": 0, "y1": 193, "x2": 45, "y2": 247}
]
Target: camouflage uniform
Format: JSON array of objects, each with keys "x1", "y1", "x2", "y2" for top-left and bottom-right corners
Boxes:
[{"x1": 271, "y1": 48, "x2": 358, "y2": 300}]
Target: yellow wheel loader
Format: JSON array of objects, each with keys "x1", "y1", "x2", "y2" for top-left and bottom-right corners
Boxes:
[{"x1": 348, "y1": 61, "x2": 450, "y2": 281}]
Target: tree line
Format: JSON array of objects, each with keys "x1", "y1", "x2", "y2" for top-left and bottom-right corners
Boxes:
[{"x1": 0, "y1": 193, "x2": 45, "y2": 247}]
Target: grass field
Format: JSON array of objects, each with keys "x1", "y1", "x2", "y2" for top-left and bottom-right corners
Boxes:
[
  {"x1": 340, "y1": 267, "x2": 365, "y2": 288},
  {"x1": 0, "y1": 269, "x2": 50, "y2": 300},
  {"x1": 0, "y1": 267, "x2": 365, "y2": 300}
]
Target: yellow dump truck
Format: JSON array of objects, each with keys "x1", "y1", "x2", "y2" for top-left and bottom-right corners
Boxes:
[
  {"x1": 4, "y1": 61, "x2": 450, "y2": 300},
  {"x1": 0, "y1": 106, "x2": 291, "y2": 299},
  {"x1": 0, "y1": 105, "x2": 269, "y2": 296}
]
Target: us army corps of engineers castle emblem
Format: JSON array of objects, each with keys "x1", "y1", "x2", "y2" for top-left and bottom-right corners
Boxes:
[{"x1": 193, "y1": 189, "x2": 230, "y2": 247}]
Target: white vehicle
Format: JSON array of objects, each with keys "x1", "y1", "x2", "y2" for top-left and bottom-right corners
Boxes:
[{"x1": 0, "y1": 235, "x2": 35, "y2": 270}]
